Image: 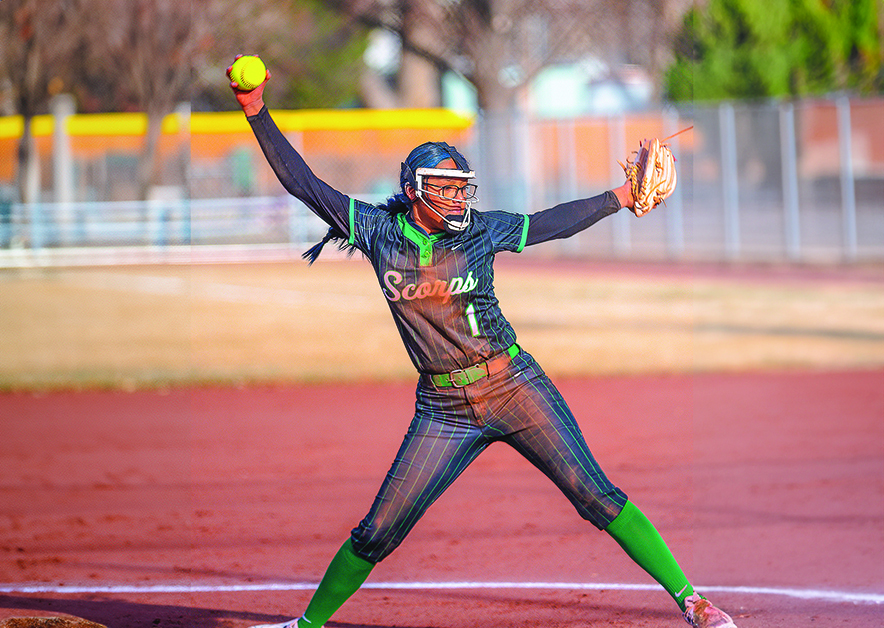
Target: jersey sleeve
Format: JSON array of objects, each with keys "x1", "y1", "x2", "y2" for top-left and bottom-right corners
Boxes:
[
  {"x1": 481, "y1": 210, "x2": 530, "y2": 253},
  {"x1": 524, "y1": 190, "x2": 621, "y2": 246},
  {"x1": 345, "y1": 199, "x2": 387, "y2": 256},
  {"x1": 247, "y1": 105, "x2": 351, "y2": 238}
]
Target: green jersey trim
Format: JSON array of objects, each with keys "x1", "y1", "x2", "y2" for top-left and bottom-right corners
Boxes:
[
  {"x1": 516, "y1": 214, "x2": 530, "y2": 253},
  {"x1": 347, "y1": 197, "x2": 356, "y2": 245},
  {"x1": 397, "y1": 213, "x2": 443, "y2": 266}
]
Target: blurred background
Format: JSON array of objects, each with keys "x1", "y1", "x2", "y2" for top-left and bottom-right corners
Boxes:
[
  {"x1": 0, "y1": 0, "x2": 881, "y2": 266},
  {"x1": 1, "y1": 7, "x2": 882, "y2": 623}
]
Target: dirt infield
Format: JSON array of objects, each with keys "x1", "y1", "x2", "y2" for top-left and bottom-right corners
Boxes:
[
  {"x1": 1, "y1": 258, "x2": 883, "y2": 626},
  {"x1": 1, "y1": 368, "x2": 882, "y2": 627}
]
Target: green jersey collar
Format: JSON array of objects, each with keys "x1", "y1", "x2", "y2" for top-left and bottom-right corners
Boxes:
[{"x1": 398, "y1": 213, "x2": 446, "y2": 266}]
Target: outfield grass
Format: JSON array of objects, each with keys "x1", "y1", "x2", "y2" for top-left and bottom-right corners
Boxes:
[{"x1": 2, "y1": 258, "x2": 882, "y2": 390}]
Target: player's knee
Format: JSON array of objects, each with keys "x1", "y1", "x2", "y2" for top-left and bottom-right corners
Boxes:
[
  {"x1": 350, "y1": 517, "x2": 409, "y2": 563},
  {"x1": 573, "y1": 487, "x2": 629, "y2": 529},
  {"x1": 349, "y1": 531, "x2": 404, "y2": 563}
]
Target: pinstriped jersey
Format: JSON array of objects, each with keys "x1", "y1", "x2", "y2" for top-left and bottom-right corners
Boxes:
[
  {"x1": 347, "y1": 200, "x2": 528, "y2": 374},
  {"x1": 246, "y1": 106, "x2": 621, "y2": 374}
]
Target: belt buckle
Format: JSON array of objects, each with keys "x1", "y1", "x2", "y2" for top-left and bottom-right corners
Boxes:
[{"x1": 448, "y1": 368, "x2": 471, "y2": 388}]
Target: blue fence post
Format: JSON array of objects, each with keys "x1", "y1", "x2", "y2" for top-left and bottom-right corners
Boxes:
[
  {"x1": 664, "y1": 108, "x2": 685, "y2": 259},
  {"x1": 836, "y1": 96, "x2": 858, "y2": 262},
  {"x1": 609, "y1": 113, "x2": 631, "y2": 257},
  {"x1": 779, "y1": 101, "x2": 801, "y2": 261},
  {"x1": 720, "y1": 102, "x2": 741, "y2": 260}
]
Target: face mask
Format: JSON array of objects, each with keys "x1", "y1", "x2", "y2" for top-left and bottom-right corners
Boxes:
[{"x1": 414, "y1": 167, "x2": 478, "y2": 233}]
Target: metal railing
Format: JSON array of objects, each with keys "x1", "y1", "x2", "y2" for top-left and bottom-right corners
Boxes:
[{"x1": 1, "y1": 96, "x2": 882, "y2": 267}]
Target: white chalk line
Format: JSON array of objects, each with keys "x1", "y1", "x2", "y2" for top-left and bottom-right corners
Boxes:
[{"x1": 0, "y1": 581, "x2": 881, "y2": 605}]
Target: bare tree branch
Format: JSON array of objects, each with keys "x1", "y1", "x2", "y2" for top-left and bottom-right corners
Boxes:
[
  {"x1": 325, "y1": 0, "x2": 693, "y2": 111},
  {"x1": 0, "y1": 0, "x2": 87, "y2": 202}
]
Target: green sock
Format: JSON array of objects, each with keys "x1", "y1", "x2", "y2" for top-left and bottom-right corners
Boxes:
[
  {"x1": 605, "y1": 500, "x2": 694, "y2": 611},
  {"x1": 300, "y1": 538, "x2": 375, "y2": 627}
]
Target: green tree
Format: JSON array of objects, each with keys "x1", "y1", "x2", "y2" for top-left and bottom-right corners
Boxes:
[
  {"x1": 275, "y1": 0, "x2": 368, "y2": 109},
  {"x1": 666, "y1": 0, "x2": 883, "y2": 101},
  {"x1": 195, "y1": 0, "x2": 369, "y2": 111}
]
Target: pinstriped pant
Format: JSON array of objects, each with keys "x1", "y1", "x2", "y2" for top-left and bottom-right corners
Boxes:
[{"x1": 350, "y1": 350, "x2": 628, "y2": 564}]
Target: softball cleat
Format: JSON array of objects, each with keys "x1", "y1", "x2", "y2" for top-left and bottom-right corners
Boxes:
[{"x1": 683, "y1": 594, "x2": 738, "y2": 627}]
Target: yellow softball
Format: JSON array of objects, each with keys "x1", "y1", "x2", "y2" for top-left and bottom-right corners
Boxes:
[{"x1": 230, "y1": 55, "x2": 267, "y2": 91}]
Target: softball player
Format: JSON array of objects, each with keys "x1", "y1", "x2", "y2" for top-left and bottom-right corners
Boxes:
[{"x1": 229, "y1": 61, "x2": 738, "y2": 628}]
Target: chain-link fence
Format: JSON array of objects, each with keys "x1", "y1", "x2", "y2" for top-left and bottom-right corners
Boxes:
[
  {"x1": 676, "y1": 97, "x2": 884, "y2": 263},
  {"x1": 0, "y1": 95, "x2": 881, "y2": 266}
]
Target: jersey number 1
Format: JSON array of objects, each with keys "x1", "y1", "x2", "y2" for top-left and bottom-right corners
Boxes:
[{"x1": 465, "y1": 303, "x2": 480, "y2": 337}]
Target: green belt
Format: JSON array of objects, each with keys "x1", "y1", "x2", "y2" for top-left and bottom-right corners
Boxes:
[{"x1": 430, "y1": 344, "x2": 520, "y2": 388}]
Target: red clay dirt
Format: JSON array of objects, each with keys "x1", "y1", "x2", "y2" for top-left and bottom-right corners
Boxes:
[{"x1": 1, "y1": 369, "x2": 882, "y2": 627}]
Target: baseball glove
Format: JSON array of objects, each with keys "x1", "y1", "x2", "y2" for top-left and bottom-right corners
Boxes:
[{"x1": 619, "y1": 138, "x2": 677, "y2": 217}]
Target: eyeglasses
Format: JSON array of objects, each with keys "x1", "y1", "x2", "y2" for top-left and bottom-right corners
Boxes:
[{"x1": 425, "y1": 182, "x2": 478, "y2": 200}]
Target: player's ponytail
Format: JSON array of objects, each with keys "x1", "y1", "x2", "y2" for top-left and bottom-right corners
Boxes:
[{"x1": 302, "y1": 225, "x2": 355, "y2": 265}]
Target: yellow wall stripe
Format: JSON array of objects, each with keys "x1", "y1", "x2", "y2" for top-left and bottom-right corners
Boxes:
[{"x1": 0, "y1": 108, "x2": 474, "y2": 139}]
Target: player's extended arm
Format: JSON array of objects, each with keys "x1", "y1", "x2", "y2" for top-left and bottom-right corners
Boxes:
[
  {"x1": 228, "y1": 59, "x2": 351, "y2": 237},
  {"x1": 524, "y1": 183, "x2": 632, "y2": 247},
  {"x1": 246, "y1": 106, "x2": 350, "y2": 236}
]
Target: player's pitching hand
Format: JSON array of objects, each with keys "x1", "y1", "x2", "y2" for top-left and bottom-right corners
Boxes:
[{"x1": 227, "y1": 54, "x2": 270, "y2": 117}]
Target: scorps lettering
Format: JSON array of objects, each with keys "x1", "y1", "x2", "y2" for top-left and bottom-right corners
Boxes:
[{"x1": 383, "y1": 270, "x2": 478, "y2": 303}]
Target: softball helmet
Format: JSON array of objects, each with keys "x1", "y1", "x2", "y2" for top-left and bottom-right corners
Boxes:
[{"x1": 400, "y1": 141, "x2": 477, "y2": 234}]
